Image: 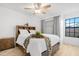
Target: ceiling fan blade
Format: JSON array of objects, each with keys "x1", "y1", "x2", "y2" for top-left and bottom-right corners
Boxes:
[
  {"x1": 24, "y1": 3, "x2": 51, "y2": 14},
  {"x1": 24, "y1": 8, "x2": 33, "y2": 9},
  {"x1": 33, "y1": 3, "x2": 41, "y2": 9},
  {"x1": 41, "y1": 5, "x2": 51, "y2": 9}
]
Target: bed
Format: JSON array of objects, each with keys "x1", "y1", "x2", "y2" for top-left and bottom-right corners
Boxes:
[{"x1": 16, "y1": 25, "x2": 60, "y2": 56}]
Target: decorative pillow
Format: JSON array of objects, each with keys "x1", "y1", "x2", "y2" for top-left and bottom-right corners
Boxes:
[
  {"x1": 30, "y1": 30, "x2": 36, "y2": 34},
  {"x1": 19, "y1": 29, "x2": 29, "y2": 34},
  {"x1": 16, "y1": 33, "x2": 30, "y2": 48},
  {"x1": 16, "y1": 29, "x2": 30, "y2": 48}
]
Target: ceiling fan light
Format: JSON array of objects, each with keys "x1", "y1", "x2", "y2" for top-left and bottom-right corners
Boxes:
[{"x1": 34, "y1": 9, "x2": 41, "y2": 14}]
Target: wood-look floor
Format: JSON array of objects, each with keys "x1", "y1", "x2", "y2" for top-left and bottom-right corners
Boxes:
[
  {"x1": 54, "y1": 44, "x2": 79, "y2": 56},
  {"x1": 0, "y1": 44, "x2": 79, "y2": 56}
]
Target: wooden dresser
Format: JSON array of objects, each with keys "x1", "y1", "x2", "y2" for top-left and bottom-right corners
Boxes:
[{"x1": 0, "y1": 37, "x2": 15, "y2": 51}]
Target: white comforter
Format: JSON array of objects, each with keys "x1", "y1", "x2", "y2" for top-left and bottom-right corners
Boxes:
[
  {"x1": 16, "y1": 34, "x2": 60, "y2": 56},
  {"x1": 43, "y1": 34, "x2": 60, "y2": 46}
]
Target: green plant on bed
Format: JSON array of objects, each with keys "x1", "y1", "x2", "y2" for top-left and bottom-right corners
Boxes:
[{"x1": 35, "y1": 31, "x2": 43, "y2": 38}]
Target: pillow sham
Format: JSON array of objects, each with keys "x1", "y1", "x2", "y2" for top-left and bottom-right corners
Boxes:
[
  {"x1": 16, "y1": 29, "x2": 30, "y2": 48},
  {"x1": 19, "y1": 29, "x2": 29, "y2": 34},
  {"x1": 16, "y1": 33, "x2": 30, "y2": 48},
  {"x1": 30, "y1": 30, "x2": 36, "y2": 34}
]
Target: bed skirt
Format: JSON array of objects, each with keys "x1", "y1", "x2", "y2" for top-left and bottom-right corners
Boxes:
[{"x1": 42, "y1": 42, "x2": 60, "y2": 56}]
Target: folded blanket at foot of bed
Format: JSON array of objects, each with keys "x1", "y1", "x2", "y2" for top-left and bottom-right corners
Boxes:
[{"x1": 24, "y1": 34, "x2": 52, "y2": 56}]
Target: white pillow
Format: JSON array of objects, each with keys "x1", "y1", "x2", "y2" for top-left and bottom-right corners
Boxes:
[
  {"x1": 30, "y1": 30, "x2": 36, "y2": 34},
  {"x1": 16, "y1": 33, "x2": 30, "y2": 48},
  {"x1": 16, "y1": 29, "x2": 30, "y2": 48},
  {"x1": 19, "y1": 29, "x2": 29, "y2": 35}
]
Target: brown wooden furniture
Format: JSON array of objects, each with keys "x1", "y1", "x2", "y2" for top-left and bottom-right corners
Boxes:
[{"x1": 0, "y1": 37, "x2": 15, "y2": 51}]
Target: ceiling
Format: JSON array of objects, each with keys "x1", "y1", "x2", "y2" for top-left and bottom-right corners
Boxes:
[{"x1": 0, "y1": 3, "x2": 79, "y2": 16}]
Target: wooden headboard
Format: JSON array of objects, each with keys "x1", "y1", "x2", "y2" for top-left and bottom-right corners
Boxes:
[{"x1": 16, "y1": 25, "x2": 35, "y2": 40}]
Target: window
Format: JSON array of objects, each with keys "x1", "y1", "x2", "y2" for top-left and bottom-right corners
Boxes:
[{"x1": 65, "y1": 17, "x2": 79, "y2": 38}]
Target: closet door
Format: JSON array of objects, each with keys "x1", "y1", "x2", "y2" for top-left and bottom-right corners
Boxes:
[
  {"x1": 41, "y1": 17, "x2": 54, "y2": 34},
  {"x1": 41, "y1": 16, "x2": 60, "y2": 36},
  {"x1": 43, "y1": 20, "x2": 54, "y2": 34}
]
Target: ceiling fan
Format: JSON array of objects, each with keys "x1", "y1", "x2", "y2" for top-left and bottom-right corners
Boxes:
[{"x1": 24, "y1": 3, "x2": 51, "y2": 14}]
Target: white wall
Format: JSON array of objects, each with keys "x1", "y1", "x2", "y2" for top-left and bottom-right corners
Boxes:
[
  {"x1": 0, "y1": 6, "x2": 42, "y2": 38},
  {"x1": 0, "y1": 7, "x2": 27, "y2": 38},
  {"x1": 63, "y1": 37, "x2": 79, "y2": 46},
  {"x1": 59, "y1": 14, "x2": 65, "y2": 44},
  {"x1": 27, "y1": 15, "x2": 41, "y2": 31},
  {"x1": 61, "y1": 10, "x2": 79, "y2": 46}
]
